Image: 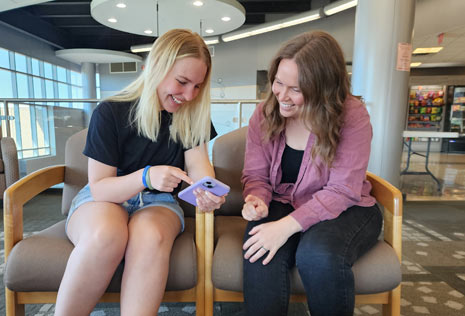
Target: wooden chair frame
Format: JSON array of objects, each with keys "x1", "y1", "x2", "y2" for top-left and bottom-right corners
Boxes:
[
  {"x1": 3, "y1": 165, "x2": 206, "y2": 316},
  {"x1": 204, "y1": 171, "x2": 403, "y2": 316}
]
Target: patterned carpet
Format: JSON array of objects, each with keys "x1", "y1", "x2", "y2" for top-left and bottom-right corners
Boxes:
[{"x1": 1, "y1": 191, "x2": 465, "y2": 315}]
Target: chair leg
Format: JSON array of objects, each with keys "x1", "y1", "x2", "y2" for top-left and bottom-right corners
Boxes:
[
  {"x1": 5, "y1": 288, "x2": 25, "y2": 316},
  {"x1": 383, "y1": 286, "x2": 401, "y2": 316},
  {"x1": 205, "y1": 282, "x2": 214, "y2": 316},
  {"x1": 196, "y1": 276, "x2": 205, "y2": 315}
]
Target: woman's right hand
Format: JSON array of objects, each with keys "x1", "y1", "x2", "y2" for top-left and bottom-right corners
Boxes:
[
  {"x1": 149, "y1": 166, "x2": 193, "y2": 192},
  {"x1": 242, "y1": 195, "x2": 268, "y2": 221}
]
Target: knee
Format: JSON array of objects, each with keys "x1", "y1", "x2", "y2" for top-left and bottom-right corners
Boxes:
[
  {"x1": 129, "y1": 221, "x2": 174, "y2": 254},
  {"x1": 81, "y1": 224, "x2": 128, "y2": 260},
  {"x1": 295, "y1": 241, "x2": 341, "y2": 274}
]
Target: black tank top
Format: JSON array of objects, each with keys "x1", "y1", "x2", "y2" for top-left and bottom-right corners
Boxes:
[{"x1": 280, "y1": 144, "x2": 304, "y2": 184}]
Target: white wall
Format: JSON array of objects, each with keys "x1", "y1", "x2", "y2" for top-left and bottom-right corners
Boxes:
[
  {"x1": 210, "y1": 9, "x2": 356, "y2": 99},
  {"x1": 98, "y1": 63, "x2": 142, "y2": 99}
]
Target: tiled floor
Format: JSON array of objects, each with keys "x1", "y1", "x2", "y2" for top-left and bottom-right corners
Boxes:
[{"x1": 400, "y1": 151, "x2": 465, "y2": 201}]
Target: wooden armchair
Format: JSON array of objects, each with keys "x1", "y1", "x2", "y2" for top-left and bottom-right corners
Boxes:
[
  {"x1": 3, "y1": 129, "x2": 205, "y2": 316},
  {"x1": 205, "y1": 127, "x2": 403, "y2": 316}
]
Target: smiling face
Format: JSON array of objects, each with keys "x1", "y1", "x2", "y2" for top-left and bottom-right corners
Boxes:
[
  {"x1": 271, "y1": 58, "x2": 305, "y2": 120},
  {"x1": 156, "y1": 57, "x2": 208, "y2": 113}
]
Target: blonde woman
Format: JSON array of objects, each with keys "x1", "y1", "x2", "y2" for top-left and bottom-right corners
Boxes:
[
  {"x1": 55, "y1": 29, "x2": 225, "y2": 316},
  {"x1": 241, "y1": 31, "x2": 382, "y2": 316}
]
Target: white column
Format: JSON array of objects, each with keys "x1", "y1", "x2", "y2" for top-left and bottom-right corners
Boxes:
[
  {"x1": 81, "y1": 62, "x2": 97, "y2": 126},
  {"x1": 351, "y1": 0, "x2": 415, "y2": 187}
]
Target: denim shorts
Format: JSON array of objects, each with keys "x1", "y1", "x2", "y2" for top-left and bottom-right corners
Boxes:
[{"x1": 66, "y1": 184, "x2": 185, "y2": 233}]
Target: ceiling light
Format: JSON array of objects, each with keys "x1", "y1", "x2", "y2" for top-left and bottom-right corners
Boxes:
[
  {"x1": 222, "y1": 9, "x2": 321, "y2": 42},
  {"x1": 410, "y1": 62, "x2": 422, "y2": 67},
  {"x1": 412, "y1": 47, "x2": 443, "y2": 54},
  {"x1": 221, "y1": 16, "x2": 231, "y2": 22},
  {"x1": 108, "y1": 18, "x2": 117, "y2": 23},
  {"x1": 205, "y1": 29, "x2": 214, "y2": 34},
  {"x1": 204, "y1": 37, "x2": 220, "y2": 45},
  {"x1": 130, "y1": 36, "x2": 220, "y2": 53},
  {"x1": 193, "y1": 1, "x2": 203, "y2": 7},
  {"x1": 324, "y1": 0, "x2": 357, "y2": 16},
  {"x1": 116, "y1": 3, "x2": 126, "y2": 8},
  {"x1": 144, "y1": 29, "x2": 153, "y2": 34}
]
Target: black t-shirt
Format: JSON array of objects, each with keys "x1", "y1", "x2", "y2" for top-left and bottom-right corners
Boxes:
[
  {"x1": 84, "y1": 100, "x2": 217, "y2": 193},
  {"x1": 280, "y1": 144, "x2": 304, "y2": 184}
]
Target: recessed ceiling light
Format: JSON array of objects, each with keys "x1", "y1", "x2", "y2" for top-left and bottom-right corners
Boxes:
[
  {"x1": 410, "y1": 62, "x2": 422, "y2": 67},
  {"x1": 116, "y1": 3, "x2": 126, "y2": 8},
  {"x1": 108, "y1": 18, "x2": 117, "y2": 23},
  {"x1": 205, "y1": 29, "x2": 214, "y2": 34},
  {"x1": 144, "y1": 29, "x2": 153, "y2": 34},
  {"x1": 412, "y1": 47, "x2": 443, "y2": 54},
  {"x1": 193, "y1": 1, "x2": 203, "y2": 7},
  {"x1": 221, "y1": 16, "x2": 231, "y2": 22}
]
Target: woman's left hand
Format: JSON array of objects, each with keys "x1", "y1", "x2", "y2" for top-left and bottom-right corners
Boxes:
[
  {"x1": 243, "y1": 216, "x2": 302, "y2": 265},
  {"x1": 194, "y1": 189, "x2": 227, "y2": 212}
]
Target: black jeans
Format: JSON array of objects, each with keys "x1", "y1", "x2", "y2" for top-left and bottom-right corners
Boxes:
[{"x1": 243, "y1": 200, "x2": 382, "y2": 316}]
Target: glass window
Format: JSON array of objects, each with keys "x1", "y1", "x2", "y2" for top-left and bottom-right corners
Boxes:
[
  {"x1": 71, "y1": 70, "x2": 82, "y2": 86},
  {"x1": 21, "y1": 150, "x2": 35, "y2": 159},
  {"x1": 71, "y1": 86, "x2": 82, "y2": 98},
  {"x1": 31, "y1": 58, "x2": 41, "y2": 76},
  {"x1": 35, "y1": 106, "x2": 46, "y2": 148},
  {"x1": 19, "y1": 104, "x2": 33, "y2": 153},
  {"x1": 45, "y1": 79, "x2": 54, "y2": 98},
  {"x1": 38, "y1": 148, "x2": 50, "y2": 156},
  {"x1": 44, "y1": 62, "x2": 53, "y2": 79},
  {"x1": 16, "y1": 73, "x2": 29, "y2": 98},
  {"x1": 14, "y1": 53, "x2": 27, "y2": 73},
  {"x1": 0, "y1": 69, "x2": 14, "y2": 98},
  {"x1": 0, "y1": 102, "x2": 6, "y2": 138},
  {"x1": 0, "y1": 48, "x2": 9, "y2": 69},
  {"x1": 8, "y1": 103, "x2": 17, "y2": 147},
  {"x1": 33, "y1": 77, "x2": 43, "y2": 98},
  {"x1": 58, "y1": 83, "x2": 69, "y2": 98},
  {"x1": 96, "y1": 72, "x2": 101, "y2": 99},
  {"x1": 57, "y1": 66, "x2": 67, "y2": 82}
]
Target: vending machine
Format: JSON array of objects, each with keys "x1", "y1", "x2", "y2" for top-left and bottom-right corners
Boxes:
[
  {"x1": 449, "y1": 86, "x2": 465, "y2": 133},
  {"x1": 406, "y1": 85, "x2": 446, "y2": 132},
  {"x1": 441, "y1": 86, "x2": 465, "y2": 152}
]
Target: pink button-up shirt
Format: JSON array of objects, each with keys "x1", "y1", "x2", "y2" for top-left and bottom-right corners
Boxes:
[{"x1": 241, "y1": 96, "x2": 376, "y2": 231}]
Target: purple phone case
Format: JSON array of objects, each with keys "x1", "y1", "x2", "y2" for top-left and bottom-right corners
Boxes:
[{"x1": 178, "y1": 176, "x2": 230, "y2": 206}]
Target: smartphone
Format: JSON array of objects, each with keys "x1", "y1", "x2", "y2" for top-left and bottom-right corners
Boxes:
[{"x1": 178, "y1": 176, "x2": 230, "y2": 206}]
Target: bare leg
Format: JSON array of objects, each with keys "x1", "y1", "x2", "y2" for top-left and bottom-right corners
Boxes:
[
  {"x1": 54, "y1": 202, "x2": 129, "y2": 316},
  {"x1": 120, "y1": 206, "x2": 181, "y2": 316}
]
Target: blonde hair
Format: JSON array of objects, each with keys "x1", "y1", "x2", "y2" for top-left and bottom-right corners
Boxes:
[
  {"x1": 107, "y1": 29, "x2": 212, "y2": 148},
  {"x1": 262, "y1": 31, "x2": 350, "y2": 166}
]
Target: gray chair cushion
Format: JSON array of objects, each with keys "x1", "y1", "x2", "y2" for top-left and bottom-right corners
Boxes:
[
  {"x1": 212, "y1": 216, "x2": 401, "y2": 294},
  {"x1": 5, "y1": 218, "x2": 198, "y2": 292}
]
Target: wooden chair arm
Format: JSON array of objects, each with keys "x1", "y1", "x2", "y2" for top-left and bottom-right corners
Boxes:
[
  {"x1": 204, "y1": 211, "x2": 215, "y2": 309},
  {"x1": 366, "y1": 172, "x2": 403, "y2": 261},
  {"x1": 3, "y1": 165, "x2": 65, "y2": 261}
]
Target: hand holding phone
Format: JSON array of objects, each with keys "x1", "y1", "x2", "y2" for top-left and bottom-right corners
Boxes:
[{"x1": 178, "y1": 176, "x2": 230, "y2": 207}]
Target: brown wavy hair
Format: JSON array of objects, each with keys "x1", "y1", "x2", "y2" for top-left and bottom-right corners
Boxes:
[{"x1": 262, "y1": 31, "x2": 350, "y2": 166}]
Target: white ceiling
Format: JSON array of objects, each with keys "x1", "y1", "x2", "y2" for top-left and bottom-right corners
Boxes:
[
  {"x1": 412, "y1": 0, "x2": 465, "y2": 67},
  {"x1": 3, "y1": 0, "x2": 465, "y2": 68}
]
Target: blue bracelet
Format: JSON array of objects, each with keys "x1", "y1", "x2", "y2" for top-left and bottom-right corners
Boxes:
[{"x1": 142, "y1": 165, "x2": 151, "y2": 189}]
